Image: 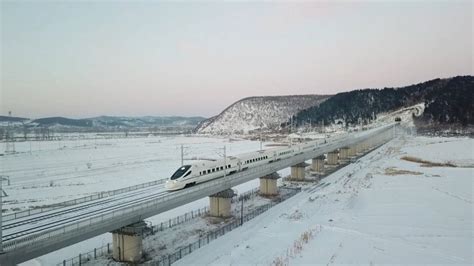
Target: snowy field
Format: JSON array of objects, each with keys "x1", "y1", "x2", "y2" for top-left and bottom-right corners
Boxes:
[
  {"x1": 0, "y1": 135, "x2": 268, "y2": 265},
  {"x1": 176, "y1": 135, "x2": 473, "y2": 265},
  {"x1": 0, "y1": 135, "x2": 264, "y2": 213}
]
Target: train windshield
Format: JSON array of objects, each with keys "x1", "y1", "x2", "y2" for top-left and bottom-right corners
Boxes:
[{"x1": 170, "y1": 165, "x2": 191, "y2": 180}]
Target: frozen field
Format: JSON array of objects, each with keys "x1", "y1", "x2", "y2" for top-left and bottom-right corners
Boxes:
[{"x1": 177, "y1": 135, "x2": 473, "y2": 265}]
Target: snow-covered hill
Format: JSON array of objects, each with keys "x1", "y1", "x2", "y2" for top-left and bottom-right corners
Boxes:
[
  {"x1": 0, "y1": 116, "x2": 206, "y2": 132},
  {"x1": 195, "y1": 95, "x2": 330, "y2": 135}
]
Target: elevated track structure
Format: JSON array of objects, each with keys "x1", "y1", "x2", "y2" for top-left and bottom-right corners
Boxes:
[{"x1": 0, "y1": 123, "x2": 397, "y2": 265}]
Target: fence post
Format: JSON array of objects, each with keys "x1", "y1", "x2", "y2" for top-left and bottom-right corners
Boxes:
[
  {"x1": 79, "y1": 254, "x2": 81, "y2": 266},
  {"x1": 107, "y1": 243, "x2": 110, "y2": 253},
  {"x1": 189, "y1": 243, "x2": 192, "y2": 253},
  {"x1": 63, "y1": 260, "x2": 66, "y2": 266},
  {"x1": 94, "y1": 248, "x2": 96, "y2": 259}
]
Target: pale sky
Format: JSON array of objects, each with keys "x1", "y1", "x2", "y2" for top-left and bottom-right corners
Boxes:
[{"x1": 1, "y1": 1, "x2": 472, "y2": 118}]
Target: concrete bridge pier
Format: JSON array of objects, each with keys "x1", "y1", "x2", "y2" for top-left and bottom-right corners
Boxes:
[
  {"x1": 112, "y1": 221, "x2": 147, "y2": 263},
  {"x1": 209, "y1": 189, "x2": 235, "y2": 217},
  {"x1": 356, "y1": 142, "x2": 366, "y2": 154},
  {"x1": 259, "y1": 173, "x2": 279, "y2": 196},
  {"x1": 311, "y1": 155, "x2": 325, "y2": 173},
  {"x1": 290, "y1": 162, "x2": 308, "y2": 181},
  {"x1": 339, "y1": 147, "x2": 350, "y2": 162},
  {"x1": 348, "y1": 146, "x2": 357, "y2": 157},
  {"x1": 327, "y1": 150, "x2": 339, "y2": 165}
]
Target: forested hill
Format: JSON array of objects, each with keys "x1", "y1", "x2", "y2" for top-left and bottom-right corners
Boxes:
[
  {"x1": 292, "y1": 76, "x2": 473, "y2": 127},
  {"x1": 420, "y1": 76, "x2": 473, "y2": 125}
]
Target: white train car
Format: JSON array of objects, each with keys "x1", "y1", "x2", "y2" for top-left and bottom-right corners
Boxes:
[
  {"x1": 165, "y1": 138, "x2": 328, "y2": 191},
  {"x1": 165, "y1": 156, "x2": 240, "y2": 191}
]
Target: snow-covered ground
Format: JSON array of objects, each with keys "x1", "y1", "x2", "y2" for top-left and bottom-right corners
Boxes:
[
  {"x1": 0, "y1": 135, "x2": 268, "y2": 265},
  {"x1": 176, "y1": 135, "x2": 473, "y2": 265},
  {"x1": 1, "y1": 135, "x2": 263, "y2": 213}
]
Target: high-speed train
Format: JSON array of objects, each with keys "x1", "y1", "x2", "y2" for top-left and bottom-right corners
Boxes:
[
  {"x1": 165, "y1": 139, "x2": 325, "y2": 191},
  {"x1": 165, "y1": 123, "x2": 396, "y2": 191}
]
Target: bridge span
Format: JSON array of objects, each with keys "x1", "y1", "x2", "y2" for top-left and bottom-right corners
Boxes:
[{"x1": 0, "y1": 123, "x2": 397, "y2": 265}]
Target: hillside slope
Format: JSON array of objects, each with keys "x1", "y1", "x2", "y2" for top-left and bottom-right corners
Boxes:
[
  {"x1": 293, "y1": 76, "x2": 473, "y2": 129},
  {"x1": 195, "y1": 95, "x2": 330, "y2": 135}
]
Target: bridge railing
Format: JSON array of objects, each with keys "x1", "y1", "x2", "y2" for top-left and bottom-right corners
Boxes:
[
  {"x1": 57, "y1": 205, "x2": 210, "y2": 266},
  {"x1": 3, "y1": 124, "x2": 396, "y2": 256},
  {"x1": 3, "y1": 156, "x2": 299, "y2": 252},
  {"x1": 3, "y1": 178, "x2": 168, "y2": 222}
]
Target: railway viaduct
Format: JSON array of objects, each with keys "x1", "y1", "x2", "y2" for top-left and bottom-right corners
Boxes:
[{"x1": 0, "y1": 123, "x2": 397, "y2": 265}]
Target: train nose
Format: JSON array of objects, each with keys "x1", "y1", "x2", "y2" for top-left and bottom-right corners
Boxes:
[{"x1": 165, "y1": 180, "x2": 179, "y2": 190}]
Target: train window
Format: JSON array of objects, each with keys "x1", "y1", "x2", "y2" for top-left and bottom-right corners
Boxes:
[
  {"x1": 228, "y1": 164, "x2": 231, "y2": 168},
  {"x1": 220, "y1": 166, "x2": 223, "y2": 170},
  {"x1": 207, "y1": 170, "x2": 210, "y2": 174},
  {"x1": 170, "y1": 165, "x2": 191, "y2": 180},
  {"x1": 184, "y1": 171, "x2": 192, "y2": 177}
]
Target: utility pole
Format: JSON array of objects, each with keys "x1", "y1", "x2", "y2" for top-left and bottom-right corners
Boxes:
[{"x1": 223, "y1": 145, "x2": 226, "y2": 179}]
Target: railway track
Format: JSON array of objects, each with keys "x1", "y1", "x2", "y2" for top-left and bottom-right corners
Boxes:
[{"x1": 3, "y1": 188, "x2": 170, "y2": 242}]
